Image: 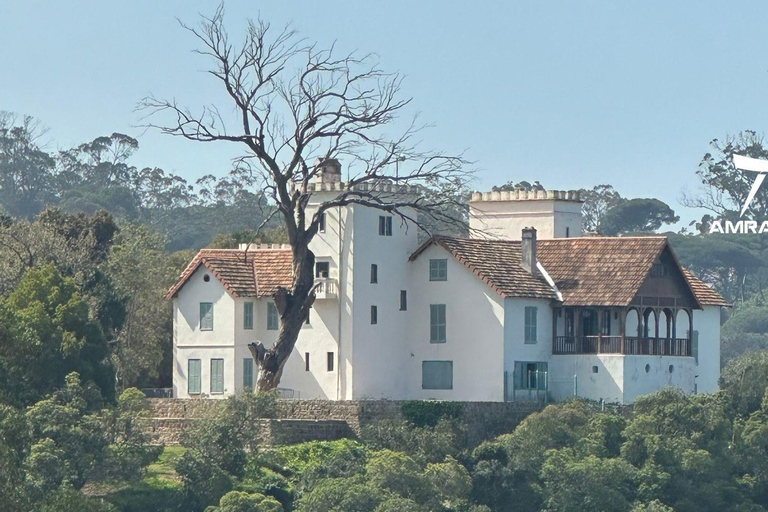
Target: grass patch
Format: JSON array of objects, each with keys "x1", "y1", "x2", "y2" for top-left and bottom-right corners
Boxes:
[{"x1": 104, "y1": 446, "x2": 186, "y2": 512}]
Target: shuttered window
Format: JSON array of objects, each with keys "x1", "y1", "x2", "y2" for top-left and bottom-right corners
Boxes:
[
  {"x1": 210, "y1": 359, "x2": 224, "y2": 394},
  {"x1": 524, "y1": 307, "x2": 538, "y2": 343},
  {"x1": 243, "y1": 358, "x2": 254, "y2": 389},
  {"x1": 267, "y1": 302, "x2": 279, "y2": 330},
  {"x1": 429, "y1": 259, "x2": 448, "y2": 281},
  {"x1": 430, "y1": 304, "x2": 446, "y2": 343},
  {"x1": 199, "y1": 302, "x2": 214, "y2": 331},
  {"x1": 244, "y1": 302, "x2": 254, "y2": 330},
  {"x1": 422, "y1": 361, "x2": 453, "y2": 389},
  {"x1": 378, "y1": 216, "x2": 392, "y2": 236},
  {"x1": 188, "y1": 359, "x2": 201, "y2": 394}
]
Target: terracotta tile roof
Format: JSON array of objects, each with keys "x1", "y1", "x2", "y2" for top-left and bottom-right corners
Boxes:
[
  {"x1": 411, "y1": 237, "x2": 558, "y2": 300},
  {"x1": 536, "y1": 237, "x2": 668, "y2": 306},
  {"x1": 682, "y1": 269, "x2": 730, "y2": 306},
  {"x1": 166, "y1": 249, "x2": 293, "y2": 299},
  {"x1": 412, "y1": 235, "x2": 726, "y2": 308}
]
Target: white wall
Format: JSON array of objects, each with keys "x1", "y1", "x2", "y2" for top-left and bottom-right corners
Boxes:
[
  {"x1": 350, "y1": 204, "x2": 421, "y2": 399},
  {"x1": 469, "y1": 199, "x2": 582, "y2": 240},
  {"x1": 407, "y1": 244, "x2": 506, "y2": 401},
  {"x1": 549, "y1": 354, "x2": 696, "y2": 404},
  {"x1": 173, "y1": 266, "x2": 236, "y2": 399},
  {"x1": 694, "y1": 306, "x2": 721, "y2": 394},
  {"x1": 504, "y1": 297, "x2": 553, "y2": 399}
]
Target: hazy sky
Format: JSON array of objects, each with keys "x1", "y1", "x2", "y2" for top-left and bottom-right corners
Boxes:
[{"x1": 2, "y1": 1, "x2": 768, "y2": 227}]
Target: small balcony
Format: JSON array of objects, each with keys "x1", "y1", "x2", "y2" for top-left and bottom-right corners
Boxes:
[{"x1": 314, "y1": 278, "x2": 338, "y2": 300}]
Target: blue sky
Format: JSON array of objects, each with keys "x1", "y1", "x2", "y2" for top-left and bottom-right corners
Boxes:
[{"x1": 2, "y1": 1, "x2": 768, "y2": 227}]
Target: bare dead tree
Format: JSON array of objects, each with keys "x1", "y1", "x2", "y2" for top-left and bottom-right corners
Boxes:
[{"x1": 139, "y1": 6, "x2": 471, "y2": 391}]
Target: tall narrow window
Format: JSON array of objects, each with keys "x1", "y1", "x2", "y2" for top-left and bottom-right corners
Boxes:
[
  {"x1": 430, "y1": 304, "x2": 447, "y2": 343},
  {"x1": 327, "y1": 352, "x2": 334, "y2": 372},
  {"x1": 315, "y1": 261, "x2": 330, "y2": 278},
  {"x1": 210, "y1": 359, "x2": 224, "y2": 394},
  {"x1": 188, "y1": 359, "x2": 201, "y2": 394},
  {"x1": 267, "y1": 302, "x2": 279, "y2": 330},
  {"x1": 370, "y1": 264, "x2": 378, "y2": 284},
  {"x1": 566, "y1": 227, "x2": 570, "y2": 238},
  {"x1": 199, "y1": 302, "x2": 213, "y2": 331},
  {"x1": 524, "y1": 307, "x2": 538, "y2": 343},
  {"x1": 422, "y1": 361, "x2": 453, "y2": 389},
  {"x1": 371, "y1": 305, "x2": 378, "y2": 324},
  {"x1": 601, "y1": 310, "x2": 611, "y2": 335},
  {"x1": 429, "y1": 259, "x2": 448, "y2": 281},
  {"x1": 243, "y1": 302, "x2": 254, "y2": 330},
  {"x1": 319, "y1": 212, "x2": 326, "y2": 233},
  {"x1": 243, "y1": 358, "x2": 254, "y2": 388},
  {"x1": 400, "y1": 290, "x2": 407, "y2": 311},
  {"x1": 305, "y1": 352, "x2": 310, "y2": 371},
  {"x1": 304, "y1": 308, "x2": 311, "y2": 325},
  {"x1": 378, "y1": 216, "x2": 393, "y2": 236}
]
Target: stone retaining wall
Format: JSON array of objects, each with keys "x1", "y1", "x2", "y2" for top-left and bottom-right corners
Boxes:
[{"x1": 146, "y1": 399, "x2": 543, "y2": 447}]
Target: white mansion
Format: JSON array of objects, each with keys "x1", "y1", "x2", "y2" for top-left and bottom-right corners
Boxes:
[{"x1": 167, "y1": 164, "x2": 727, "y2": 404}]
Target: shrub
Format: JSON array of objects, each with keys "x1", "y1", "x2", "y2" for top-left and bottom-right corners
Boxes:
[
  {"x1": 401, "y1": 400, "x2": 464, "y2": 427},
  {"x1": 176, "y1": 450, "x2": 233, "y2": 509},
  {"x1": 217, "y1": 490, "x2": 283, "y2": 512}
]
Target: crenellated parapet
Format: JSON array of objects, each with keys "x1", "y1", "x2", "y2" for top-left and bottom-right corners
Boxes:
[{"x1": 471, "y1": 189, "x2": 582, "y2": 202}]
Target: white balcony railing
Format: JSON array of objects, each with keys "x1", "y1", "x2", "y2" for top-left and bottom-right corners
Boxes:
[{"x1": 314, "y1": 278, "x2": 338, "y2": 299}]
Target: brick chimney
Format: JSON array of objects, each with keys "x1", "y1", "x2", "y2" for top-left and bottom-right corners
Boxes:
[{"x1": 521, "y1": 227, "x2": 538, "y2": 276}]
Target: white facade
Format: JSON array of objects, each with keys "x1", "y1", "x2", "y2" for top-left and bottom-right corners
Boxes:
[{"x1": 171, "y1": 185, "x2": 724, "y2": 405}]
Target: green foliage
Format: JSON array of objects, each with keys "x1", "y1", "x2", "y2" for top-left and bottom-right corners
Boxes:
[
  {"x1": 176, "y1": 450, "x2": 234, "y2": 509},
  {"x1": 721, "y1": 351, "x2": 768, "y2": 416},
  {"x1": 598, "y1": 198, "x2": 679, "y2": 236},
  {"x1": 400, "y1": 400, "x2": 464, "y2": 427},
  {"x1": 540, "y1": 449, "x2": 638, "y2": 512},
  {"x1": 362, "y1": 417, "x2": 466, "y2": 464},
  {"x1": 216, "y1": 490, "x2": 284, "y2": 512},
  {"x1": 297, "y1": 476, "x2": 391, "y2": 512},
  {"x1": 722, "y1": 303, "x2": 768, "y2": 364},
  {"x1": 580, "y1": 184, "x2": 625, "y2": 233},
  {"x1": 38, "y1": 486, "x2": 119, "y2": 512},
  {"x1": 1, "y1": 264, "x2": 114, "y2": 405},
  {"x1": 365, "y1": 450, "x2": 429, "y2": 502}
]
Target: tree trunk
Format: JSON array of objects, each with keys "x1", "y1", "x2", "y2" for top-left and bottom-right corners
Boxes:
[{"x1": 249, "y1": 245, "x2": 316, "y2": 391}]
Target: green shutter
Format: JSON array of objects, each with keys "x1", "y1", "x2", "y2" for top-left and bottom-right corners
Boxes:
[
  {"x1": 422, "y1": 361, "x2": 453, "y2": 389},
  {"x1": 188, "y1": 359, "x2": 201, "y2": 394},
  {"x1": 430, "y1": 304, "x2": 446, "y2": 343},
  {"x1": 525, "y1": 307, "x2": 538, "y2": 343},
  {"x1": 243, "y1": 358, "x2": 254, "y2": 389},
  {"x1": 244, "y1": 302, "x2": 254, "y2": 330},
  {"x1": 211, "y1": 359, "x2": 224, "y2": 393}
]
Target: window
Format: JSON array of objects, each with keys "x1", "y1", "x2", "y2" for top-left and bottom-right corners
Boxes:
[
  {"x1": 400, "y1": 290, "x2": 407, "y2": 311},
  {"x1": 601, "y1": 310, "x2": 611, "y2": 335},
  {"x1": 305, "y1": 352, "x2": 310, "y2": 372},
  {"x1": 370, "y1": 264, "x2": 378, "y2": 284},
  {"x1": 304, "y1": 308, "x2": 311, "y2": 325},
  {"x1": 244, "y1": 302, "x2": 254, "y2": 330},
  {"x1": 327, "y1": 352, "x2": 334, "y2": 372},
  {"x1": 267, "y1": 302, "x2": 279, "y2": 330},
  {"x1": 430, "y1": 304, "x2": 446, "y2": 343},
  {"x1": 371, "y1": 305, "x2": 378, "y2": 324},
  {"x1": 203, "y1": 274, "x2": 211, "y2": 282},
  {"x1": 514, "y1": 362, "x2": 547, "y2": 390},
  {"x1": 243, "y1": 358, "x2": 254, "y2": 388},
  {"x1": 378, "y1": 216, "x2": 392, "y2": 236},
  {"x1": 429, "y1": 259, "x2": 448, "y2": 281},
  {"x1": 524, "y1": 307, "x2": 537, "y2": 343},
  {"x1": 199, "y1": 302, "x2": 213, "y2": 331},
  {"x1": 651, "y1": 262, "x2": 668, "y2": 277},
  {"x1": 319, "y1": 212, "x2": 326, "y2": 233},
  {"x1": 188, "y1": 359, "x2": 201, "y2": 394},
  {"x1": 565, "y1": 309, "x2": 575, "y2": 337},
  {"x1": 566, "y1": 227, "x2": 570, "y2": 238},
  {"x1": 210, "y1": 359, "x2": 224, "y2": 394},
  {"x1": 422, "y1": 361, "x2": 453, "y2": 389},
  {"x1": 315, "y1": 261, "x2": 330, "y2": 278}
]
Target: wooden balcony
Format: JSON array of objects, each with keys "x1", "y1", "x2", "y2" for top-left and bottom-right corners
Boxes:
[{"x1": 553, "y1": 335, "x2": 691, "y2": 356}]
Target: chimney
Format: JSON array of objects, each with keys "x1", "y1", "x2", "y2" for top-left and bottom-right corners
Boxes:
[{"x1": 521, "y1": 227, "x2": 538, "y2": 276}]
